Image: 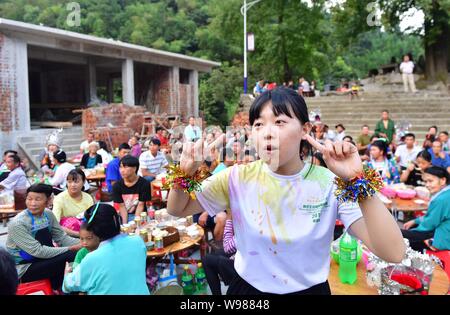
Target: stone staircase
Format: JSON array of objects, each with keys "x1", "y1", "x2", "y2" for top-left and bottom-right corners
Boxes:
[
  {"x1": 240, "y1": 91, "x2": 450, "y2": 143},
  {"x1": 17, "y1": 126, "x2": 83, "y2": 171},
  {"x1": 306, "y1": 92, "x2": 450, "y2": 142}
]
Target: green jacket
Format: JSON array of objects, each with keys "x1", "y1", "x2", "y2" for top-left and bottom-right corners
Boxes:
[
  {"x1": 414, "y1": 186, "x2": 450, "y2": 250},
  {"x1": 374, "y1": 119, "x2": 396, "y2": 143}
]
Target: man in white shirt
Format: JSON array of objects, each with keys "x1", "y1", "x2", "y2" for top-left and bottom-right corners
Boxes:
[
  {"x1": 80, "y1": 132, "x2": 95, "y2": 154},
  {"x1": 335, "y1": 124, "x2": 346, "y2": 142},
  {"x1": 0, "y1": 155, "x2": 29, "y2": 191},
  {"x1": 184, "y1": 116, "x2": 202, "y2": 142},
  {"x1": 301, "y1": 78, "x2": 311, "y2": 92},
  {"x1": 297, "y1": 77, "x2": 311, "y2": 96},
  {"x1": 0, "y1": 150, "x2": 18, "y2": 181},
  {"x1": 395, "y1": 133, "x2": 422, "y2": 169},
  {"x1": 139, "y1": 138, "x2": 169, "y2": 183},
  {"x1": 439, "y1": 131, "x2": 450, "y2": 152},
  {"x1": 399, "y1": 54, "x2": 417, "y2": 93}
]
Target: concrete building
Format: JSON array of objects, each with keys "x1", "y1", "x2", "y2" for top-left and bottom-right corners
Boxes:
[{"x1": 0, "y1": 18, "x2": 220, "y2": 151}]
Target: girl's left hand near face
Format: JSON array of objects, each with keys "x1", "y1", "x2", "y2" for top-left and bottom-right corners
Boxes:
[{"x1": 303, "y1": 134, "x2": 363, "y2": 180}]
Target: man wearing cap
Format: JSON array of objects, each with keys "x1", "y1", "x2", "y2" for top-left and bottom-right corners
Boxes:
[
  {"x1": 46, "y1": 150, "x2": 75, "y2": 195},
  {"x1": 335, "y1": 124, "x2": 346, "y2": 142}
]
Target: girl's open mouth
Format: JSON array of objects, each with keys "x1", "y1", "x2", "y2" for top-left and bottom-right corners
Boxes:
[{"x1": 264, "y1": 145, "x2": 278, "y2": 154}]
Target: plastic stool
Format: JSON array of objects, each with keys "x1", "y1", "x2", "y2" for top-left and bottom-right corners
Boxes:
[{"x1": 17, "y1": 279, "x2": 53, "y2": 295}]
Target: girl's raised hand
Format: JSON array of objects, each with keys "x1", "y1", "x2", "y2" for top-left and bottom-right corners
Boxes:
[
  {"x1": 180, "y1": 134, "x2": 226, "y2": 176},
  {"x1": 303, "y1": 134, "x2": 363, "y2": 180}
]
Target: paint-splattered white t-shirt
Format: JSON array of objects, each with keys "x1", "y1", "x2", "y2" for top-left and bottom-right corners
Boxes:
[{"x1": 196, "y1": 160, "x2": 362, "y2": 294}]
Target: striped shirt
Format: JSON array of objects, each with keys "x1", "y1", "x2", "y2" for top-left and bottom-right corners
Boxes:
[
  {"x1": 223, "y1": 219, "x2": 236, "y2": 256},
  {"x1": 138, "y1": 151, "x2": 168, "y2": 176},
  {"x1": 6, "y1": 209, "x2": 79, "y2": 278}
]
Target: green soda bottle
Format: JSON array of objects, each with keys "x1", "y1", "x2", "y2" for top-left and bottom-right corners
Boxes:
[
  {"x1": 194, "y1": 262, "x2": 208, "y2": 295},
  {"x1": 181, "y1": 265, "x2": 194, "y2": 295},
  {"x1": 338, "y1": 232, "x2": 358, "y2": 284}
]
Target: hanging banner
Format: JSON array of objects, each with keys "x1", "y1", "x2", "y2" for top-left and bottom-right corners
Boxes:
[{"x1": 247, "y1": 32, "x2": 255, "y2": 51}]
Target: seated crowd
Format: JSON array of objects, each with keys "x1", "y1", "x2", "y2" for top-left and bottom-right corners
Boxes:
[
  {"x1": 310, "y1": 113, "x2": 449, "y2": 255},
  {"x1": 0, "y1": 108, "x2": 449, "y2": 295}
]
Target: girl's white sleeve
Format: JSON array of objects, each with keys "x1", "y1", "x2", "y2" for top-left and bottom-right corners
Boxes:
[
  {"x1": 195, "y1": 166, "x2": 233, "y2": 217},
  {"x1": 49, "y1": 169, "x2": 63, "y2": 186}
]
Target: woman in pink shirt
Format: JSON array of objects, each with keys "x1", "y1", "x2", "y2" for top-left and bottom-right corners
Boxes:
[{"x1": 129, "y1": 136, "x2": 142, "y2": 158}]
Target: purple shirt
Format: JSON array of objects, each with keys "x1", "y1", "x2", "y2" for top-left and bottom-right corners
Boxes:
[{"x1": 131, "y1": 144, "x2": 142, "y2": 158}]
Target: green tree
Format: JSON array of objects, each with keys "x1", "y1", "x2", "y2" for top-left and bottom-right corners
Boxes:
[
  {"x1": 1, "y1": 0, "x2": 442, "y2": 123},
  {"x1": 338, "y1": 29, "x2": 424, "y2": 80},
  {"x1": 330, "y1": 0, "x2": 450, "y2": 83},
  {"x1": 379, "y1": 0, "x2": 450, "y2": 83},
  {"x1": 199, "y1": 62, "x2": 242, "y2": 127}
]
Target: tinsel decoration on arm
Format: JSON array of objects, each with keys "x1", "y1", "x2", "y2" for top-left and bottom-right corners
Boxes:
[
  {"x1": 334, "y1": 166, "x2": 384, "y2": 204},
  {"x1": 162, "y1": 164, "x2": 211, "y2": 200}
]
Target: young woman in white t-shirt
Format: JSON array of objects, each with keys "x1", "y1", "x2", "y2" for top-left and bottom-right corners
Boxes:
[{"x1": 168, "y1": 87, "x2": 405, "y2": 295}]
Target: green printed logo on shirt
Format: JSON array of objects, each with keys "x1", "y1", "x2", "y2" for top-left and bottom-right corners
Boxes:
[{"x1": 297, "y1": 198, "x2": 329, "y2": 223}]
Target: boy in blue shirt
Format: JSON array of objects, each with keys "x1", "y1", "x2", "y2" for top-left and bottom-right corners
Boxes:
[
  {"x1": 105, "y1": 143, "x2": 130, "y2": 193},
  {"x1": 428, "y1": 140, "x2": 450, "y2": 172}
]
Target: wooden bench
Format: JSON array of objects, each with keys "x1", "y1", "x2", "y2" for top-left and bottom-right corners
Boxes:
[
  {"x1": 0, "y1": 207, "x2": 20, "y2": 227},
  {"x1": 31, "y1": 121, "x2": 73, "y2": 128}
]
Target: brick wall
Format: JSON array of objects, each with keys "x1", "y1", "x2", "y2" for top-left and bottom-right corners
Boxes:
[
  {"x1": 82, "y1": 103, "x2": 145, "y2": 149},
  {"x1": 231, "y1": 111, "x2": 250, "y2": 128},
  {"x1": 0, "y1": 33, "x2": 16, "y2": 133},
  {"x1": 91, "y1": 126, "x2": 133, "y2": 150},
  {"x1": 154, "y1": 67, "x2": 171, "y2": 114},
  {"x1": 179, "y1": 84, "x2": 188, "y2": 119},
  {"x1": 134, "y1": 65, "x2": 196, "y2": 123}
]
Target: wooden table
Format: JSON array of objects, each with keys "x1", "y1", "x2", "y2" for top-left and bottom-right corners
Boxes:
[
  {"x1": 328, "y1": 259, "x2": 448, "y2": 295},
  {"x1": 67, "y1": 157, "x2": 81, "y2": 166},
  {"x1": 86, "y1": 173, "x2": 106, "y2": 188},
  {"x1": 384, "y1": 197, "x2": 429, "y2": 212},
  {"x1": 0, "y1": 206, "x2": 19, "y2": 227},
  {"x1": 147, "y1": 225, "x2": 205, "y2": 264},
  {"x1": 384, "y1": 197, "x2": 429, "y2": 221}
]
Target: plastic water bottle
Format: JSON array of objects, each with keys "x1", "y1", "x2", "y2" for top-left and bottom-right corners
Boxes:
[
  {"x1": 181, "y1": 265, "x2": 194, "y2": 295},
  {"x1": 338, "y1": 232, "x2": 358, "y2": 284},
  {"x1": 194, "y1": 262, "x2": 208, "y2": 295}
]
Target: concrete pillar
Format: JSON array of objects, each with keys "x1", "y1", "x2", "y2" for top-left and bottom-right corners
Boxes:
[
  {"x1": 15, "y1": 39, "x2": 31, "y2": 133},
  {"x1": 0, "y1": 35, "x2": 30, "y2": 150},
  {"x1": 186, "y1": 86, "x2": 192, "y2": 117},
  {"x1": 122, "y1": 58, "x2": 135, "y2": 105},
  {"x1": 189, "y1": 70, "x2": 199, "y2": 117},
  {"x1": 107, "y1": 76, "x2": 114, "y2": 103},
  {"x1": 171, "y1": 66, "x2": 180, "y2": 113},
  {"x1": 88, "y1": 58, "x2": 97, "y2": 101}
]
